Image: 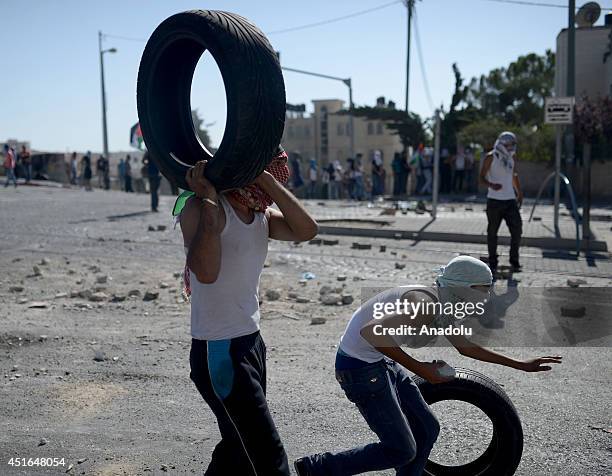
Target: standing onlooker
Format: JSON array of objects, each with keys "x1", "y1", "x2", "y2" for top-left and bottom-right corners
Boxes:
[
  {"x1": 117, "y1": 158, "x2": 126, "y2": 191},
  {"x1": 480, "y1": 131, "x2": 523, "y2": 273},
  {"x1": 18, "y1": 145, "x2": 31, "y2": 183},
  {"x1": 418, "y1": 148, "x2": 433, "y2": 195},
  {"x1": 145, "y1": 151, "x2": 161, "y2": 212},
  {"x1": 392, "y1": 152, "x2": 403, "y2": 197},
  {"x1": 327, "y1": 160, "x2": 341, "y2": 200},
  {"x1": 102, "y1": 156, "x2": 110, "y2": 190},
  {"x1": 453, "y1": 150, "x2": 466, "y2": 193},
  {"x1": 307, "y1": 159, "x2": 317, "y2": 199},
  {"x1": 96, "y1": 155, "x2": 105, "y2": 188},
  {"x1": 353, "y1": 154, "x2": 365, "y2": 200},
  {"x1": 321, "y1": 164, "x2": 330, "y2": 199},
  {"x1": 464, "y1": 147, "x2": 476, "y2": 193},
  {"x1": 124, "y1": 155, "x2": 133, "y2": 192},
  {"x1": 371, "y1": 150, "x2": 385, "y2": 198},
  {"x1": 289, "y1": 153, "x2": 304, "y2": 194},
  {"x1": 3, "y1": 144, "x2": 17, "y2": 188},
  {"x1": 70, "y1": 152, "x2": 78, "y2": 185},
  {"x1": 81, "y1": 155, "x2": 93, "y2": 191},
  {"x1": 440, "y1": 148, "x2": 452, "y2": 194}
]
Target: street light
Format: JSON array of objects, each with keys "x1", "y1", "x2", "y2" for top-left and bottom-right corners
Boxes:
[
  {"x1": 98, "y1": 31, "x2": 117, "y2": 163},
  {"x1": 281, "y1": 66, "x2": 355, "y2": 160}
]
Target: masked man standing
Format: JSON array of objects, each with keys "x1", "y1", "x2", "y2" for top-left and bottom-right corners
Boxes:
[
  {"x1": 177, "y1": 147, "x2": 318, "y2": 476},
  {"x1": 480, "y1": 132, "x2": 524, "y2": 273}
]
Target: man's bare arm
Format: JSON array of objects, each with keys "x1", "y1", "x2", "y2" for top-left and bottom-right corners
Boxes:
[{"x1": 256, "y1": 171, "x2": 318, "y2": 241}]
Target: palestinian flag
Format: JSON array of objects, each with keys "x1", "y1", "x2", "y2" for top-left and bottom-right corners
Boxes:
[{"x1": 130, "y1": 122, "x2": 143, "y2": 150}]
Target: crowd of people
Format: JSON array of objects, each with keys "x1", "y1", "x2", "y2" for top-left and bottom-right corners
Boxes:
[
  {"x1": 3, "y1": 144, "x2": 31, "y2": 187},
  {"x1": 287, "y1": 146, "x2": 480, "y2": 201}
]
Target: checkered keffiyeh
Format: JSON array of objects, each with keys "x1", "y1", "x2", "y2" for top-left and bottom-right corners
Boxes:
[{"x1": 226, "y1": 148, "x2": 290, "y2": 212}]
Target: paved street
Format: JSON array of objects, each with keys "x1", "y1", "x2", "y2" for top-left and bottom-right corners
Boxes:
[{"x1": 1, "y1": 186, "x2": 611, "y2": 475}]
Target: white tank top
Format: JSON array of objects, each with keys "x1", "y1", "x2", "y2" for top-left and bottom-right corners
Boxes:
[
  {"x1": 339, "y1": 285, "x2": 452, "y2": 363},
  {"x1": 186, "y1": 195, "x2": 269, "y2": 341},
  {"x1": 487, "y1": 153, "x2": 516, "y2": 200}
]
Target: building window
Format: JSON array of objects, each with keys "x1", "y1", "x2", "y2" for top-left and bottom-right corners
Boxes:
[
  {"x1": 337, "y1": 123, "x2": 344, "y2": 136},
  {"x1": 367, "y1": 122, "x2": 374, "y2": 135},
  {"x1": 376, "y1": 122, "x2": 383, "y2": 135}
]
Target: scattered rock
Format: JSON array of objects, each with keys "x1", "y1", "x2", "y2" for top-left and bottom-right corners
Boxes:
[
  {"x1": 88, "y1": 292, "x2": 109, "y2": 302},
  {"x1": 89, "y1": 265, "x2": 101, "y2": 273},
  {"x1": 159, "y1": 282, "x2": 170, "y2": 289},
  {"x1": 157, "y1": 225, "x2": 167, "y2": 231},
  {"x1": 295, "y1": 297, "x2": 310, "y2": 304},
  {"x1": 322, "y1": 239, "x2": 339, "y2": 246},
  {"x1": 265, "y1": 289, "x2": 281, "y2": 301},
  {"x1": 32, "y1": 265, "x2": 42, "y2": 277},
  {"x1": 12, "y1": 365, "x2": 19, "y2": 371},
  {"x1": 379, "y1": 245, "x2": 386, "y2": 252},
  {"x1": 66, "y1": 463, "x2": 74, "y2": 473},
  {"x1": 567, "y1": 278, "x2": 587, "y2": 288},
  {"x1": 40, "y1": 258, "x2": 50, "y2": 265},
  {"x1": 77, "y1": 458, "x2": 88, "y2": 464},
  {"x1": 319, "y1": 285, "x2": 333, "y2": 295},
  {"x1": 288, "y1": 291, "x2": 299, "y2": 299},
  {"x1": 321, "y1": 293, "x2": 342, "y2": 305},
  {"x1": 148, "y1": 225, "x2": 156, "y2": 232},
  {"x1": 38, "y1": 438, "x2": 48, "y2": 446},
  {"x1": 352, "y1": 242, "x2": 372, "y2": 250},
  {"x1": 161, "y1": 464, "x2": 168, "y2": 472},
  {"x1": 54, "y1": 292, "x2": 68, "y2": 299},
  {"x1": 78, "y1": 290, "x2": 93, "y2": 300},
  {"x1": 128, "y1": 289, "x2": 141, "y2": 297},
  {"x1": 111, "y1": 294, "x2": 126, "y2": 303},
  {"x1": 67, "y1": 269, "x2": 76, "y2": 275},
  {"x1": 143, "y1": 291, "x2": 159, "y2": 301},
  {"x1": 93, "y1": 351, "x2": 106, "y2": 362},
  {"x1": 28, "y1": 301, "x2": 49, "y2": 309},
  {"x1": 395, "y1": 263, "x2": 406, "y2": 270},
  {"x1": 17, "y1": 298, "x2": 28, "y2": 304},
  {"x1": 96, "y1": 275, "x2": 109, "y2": 284},
  {"x1": 309, "y1": 238, "x2": 322, "y2": 245},
  {"x1": 336, "y1": 275, "x2": 347, "y2": 282},
  {"x1": 298, "y1": 279, "x2": 308, "y2": 286},
  {"x1": 341, "y1": 294, "x2": 354, "y2": 305},
  {"x1": 561, "y1": 305, "x2": 586, "y2": 318},
  {"x1": 173, "y1": 272, "x2": 182, "y2": 278},
  {"x1": 9, "y1": 285, "x2": 24, "y2": 293},
  {"x1": 311, "y1": 317, "x2": 327, "y2": 325}
]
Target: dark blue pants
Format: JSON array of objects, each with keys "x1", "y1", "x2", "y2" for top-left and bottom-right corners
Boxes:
[
  {"x1": 190, "y1": 332, "x2": 289, "y2": 476},
  {"x1": 305, "y1": 359, "x2": 440, "y2": 475}
]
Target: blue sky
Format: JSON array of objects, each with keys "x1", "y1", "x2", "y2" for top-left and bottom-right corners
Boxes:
[{"x1": 2, "y1": 0, "x2": 610, "y2": 152}]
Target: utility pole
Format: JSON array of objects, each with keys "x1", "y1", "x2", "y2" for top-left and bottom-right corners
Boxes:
[
  {"x1": 432, "y1": 109, "x2": 441, "y2": 218},
  {"x1": 404, "y1": 0, "x2": 415, "y2": 114},
  {"x1": 98, "y1": 31, "x2": 116, "y2": 162},
  {"x1": 566, "y1": 0, "x2": 576, "y2": 166}
]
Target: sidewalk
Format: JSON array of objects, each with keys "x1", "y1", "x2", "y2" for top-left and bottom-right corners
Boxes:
[{"x1": 303, "y1": 199, "x2": 611, "y2": 253}]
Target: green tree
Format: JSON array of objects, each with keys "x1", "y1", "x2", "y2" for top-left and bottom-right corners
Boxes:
[
  {"x1": 346, "y1": 104, "x2": 426, "y2": 150},
  {"x1": 464, "y1": 50, "x2": 555, "y2": 125}
]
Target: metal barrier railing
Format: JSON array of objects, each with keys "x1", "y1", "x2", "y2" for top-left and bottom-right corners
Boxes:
[{"x1": 528, "y1": 171, "x2": 581, "y2": 255}]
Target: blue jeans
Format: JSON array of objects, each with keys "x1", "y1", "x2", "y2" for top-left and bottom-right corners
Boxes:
[
  {"x1": 4, "y1": 168, "x2": 17, "y2": 187},
  {"x1": 305, "y1": 360, "x2": 440, "y2": 475}
]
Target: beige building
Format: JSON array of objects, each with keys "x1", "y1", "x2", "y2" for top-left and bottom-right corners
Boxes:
[
  {"x1": 555, "y1": 15, "x2": 612, "y2": 98},
  {"x1": 281, "y1": 98, "x2": 403, "y2": 182}
]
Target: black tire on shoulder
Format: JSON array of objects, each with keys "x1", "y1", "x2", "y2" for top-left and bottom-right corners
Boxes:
[
  {"x1": 414, "y1": 368, "x2": 524, "y2": 476},
  {"x1": 137, "y1": 10, "x2": 286, "y2": 191}
]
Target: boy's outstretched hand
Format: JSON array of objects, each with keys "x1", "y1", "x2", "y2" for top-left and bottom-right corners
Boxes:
[{"x1": 519, "y1": 356, "x2": 563, "y2": 372}]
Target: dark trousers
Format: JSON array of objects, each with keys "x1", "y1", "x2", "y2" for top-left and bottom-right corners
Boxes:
[
  {"x1": 453, "y1": 170, "x2": 465, "y2": 193},
  {"x1": 149, "y1": 176, "x2": 161, "y2": 211},
  {"x1": 124, "y1": 175, "x2": 133, "y2": 192},
  {"x1": 306, "y1": 360, "x2": 440, "y2": 476},
  {"x1": 190, "y1": 332, "x2": 289, "y2": 476},
  {"x1": 486, "y1": 198, "x2": 522, "y2": 268}
]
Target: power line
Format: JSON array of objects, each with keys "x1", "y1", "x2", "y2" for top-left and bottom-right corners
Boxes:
[
  {"x1": 266, "y1": 0, "x2": 402, "y2": 35},
  {"x1": 474, "y1": 0, "x2": 612, "y2": 11},
  {"x1": 413, "y1": 9, "x2": 434, "y2": 113}
]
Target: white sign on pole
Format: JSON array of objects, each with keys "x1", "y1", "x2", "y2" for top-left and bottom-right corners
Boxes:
[{"x1": 545, "y1": 97, "x2": 575, "y2": 124}]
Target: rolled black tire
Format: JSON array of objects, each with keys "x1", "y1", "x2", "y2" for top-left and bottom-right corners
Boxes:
[
  {"x1": 136, "y1": 10, "x2": 286, "y2": 191},
  {"x1": 414, "y1": 368, "x2": 524, "y2": 476}
]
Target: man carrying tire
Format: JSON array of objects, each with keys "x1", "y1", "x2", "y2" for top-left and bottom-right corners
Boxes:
[
  {"x1": 178, "y1": 148, "x2": 318, "y2": 476},
  {"x1": 294, "y1": 255, "x2": 562, "y2": 476}
]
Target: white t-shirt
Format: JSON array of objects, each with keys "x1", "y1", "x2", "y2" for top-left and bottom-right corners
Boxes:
[{"x1": 339, "y1": 285, "x2": 453, "y2": 363}]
